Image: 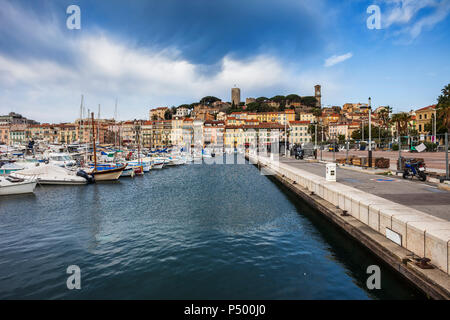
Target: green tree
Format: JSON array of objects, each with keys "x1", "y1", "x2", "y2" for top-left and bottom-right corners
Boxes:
[
  {"x1": 270, "y1": 95, "x2": 286, "y2": 103},
  {"x1": 312, "y1": 107, "x2": 322, "y2": 117},
  {"x1": 256, "y1": 97, "x2": 269, "y2": 103},
  {"x1": 378, "y1": 107, "x2": 391, "y2": 134},
  {"x1": 286, "y1": 94, "x2": 302, "y2": 103},
  {"x1": 164, "y1": 109, "x2": 173, "y2": 120},
  {"x1": 391, "y1": 112, "x2": 411, "y2": 136},
  {"x1": 351, "y1": 125, "x2": 387, "y2": 141},
  {"x1": 200, "y1": 96, "x2": 221, "y2": 105},
  {"x1": 300, "y1": 96, "x2": 318, "y2": 107},
  {"x1": 436, "y1": 83, "x2": 450, "y2": 133}
]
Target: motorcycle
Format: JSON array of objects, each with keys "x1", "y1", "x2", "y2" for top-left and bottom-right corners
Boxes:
[
  {"x1": 295, "y1": 148, "x2": 304, "y2": 160},
  {"x1": 403, "y1": 160, "x2": 427, "y2": 181}
]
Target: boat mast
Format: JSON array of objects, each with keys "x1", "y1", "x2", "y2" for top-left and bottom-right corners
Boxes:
[
  {"x1": 138, "y1": 123, "x2": 141, "y2": 164},
  {"x1": 97, "y1": 104, "x2": 101, "y2": 145},
  {"x1": 91, "y1": 112, "x2": 97, "y2": 171},
  {"x1": 114, "y1": 98, "x2": 118, "y2": 149}
]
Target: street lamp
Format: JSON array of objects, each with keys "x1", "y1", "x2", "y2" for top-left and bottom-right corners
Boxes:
[
  {"x1": 314, "y1": 121, "x2": 318, "y2": 151},
  {"x1": 360, "y1": 98, "x2": 373, "y2": 167},
  {"x1": 433, "y1": 108, "x2": 437, "y2": 144},
  {"x1": 284, "y1": 118, "x2": 287, "y2": 157}
]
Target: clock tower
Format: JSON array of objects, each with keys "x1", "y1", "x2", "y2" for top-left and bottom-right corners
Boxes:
[{"x1": 314, "y1": 85, "x2": 321, "y2": 108}]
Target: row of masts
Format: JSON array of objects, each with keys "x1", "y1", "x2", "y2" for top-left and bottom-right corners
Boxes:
[
  {"x1": 78, "y1": 95, "x2": 121, "y2": 147},
  {"x1": 80, "y1": 95, "x2": 142, "y2": 171}
]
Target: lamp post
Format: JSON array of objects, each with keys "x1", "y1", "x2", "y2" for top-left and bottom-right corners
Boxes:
[
  {"x1": 314, "y1": 121, "x2": 318, "y2": 150},
  {"x1": 284, "y1": 118, "x2": 287, "y2": 157},
  {"x1": 368, "y1": 98, "x2": 372, "y2": 167},
  {"x1": 360, "y1": 98, "x2": 372, "y2": 167},
  {"x1": 362, "y1": 120, "x2": 364, "y2": 143},
  {"x1": 433, "y1": 108, "x2": 437, "y2": 144}
]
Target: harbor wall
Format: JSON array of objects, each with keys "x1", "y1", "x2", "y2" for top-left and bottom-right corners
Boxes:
[{"x1": 248, "y1": 154, "x2": 450, "y2": 299}]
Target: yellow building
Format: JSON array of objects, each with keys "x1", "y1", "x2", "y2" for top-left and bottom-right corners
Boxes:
[
  {"x1": 298, "y1": 112, "x2": 316, "y2": 123},
  {"x1": 58, "y1": 124, "x2": 78, "y2": 144},
  {"x1": 224, "y1": 123, "x2": 285, "y2": 149},
  {"x1": 28, "y1": 124, "x2": 58, "y2": 143},
  {"x1": 0, "y1": 125, "x2": 9, "y2": 145},
  {"x1": 415, "y1": 105, "x2": 436, "y2": 134},
  {"x1": 256, "y1": 109, "x2": 295, "y2": 125},
  {"x1": 321, "y1": 113, "x2": 340, "y2": 126},
  {"x1": 224, "y1": 126, "x2": 244, "y2": 148},
  {"x1": 171, "y1": 118, "x2": 184, "y2": 146},
  {"x1": 149, "y1": 107, "x2": 169, "y2": 121},
  {"x1": 289, "y1": 121, "x2": 311, "y2": 145}
]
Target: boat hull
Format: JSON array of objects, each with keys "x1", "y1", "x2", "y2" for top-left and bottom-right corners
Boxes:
[
  {"x1": 120, "y1": 168, "x2": 135, "y2": 177},
  {"x1": 152, "y1": 163, "x2": 164, "y2": 169},
  {"x1": 0, "y1": 181, "x2": 37, "y2": 196},
  {"x1": 36, "y1": 179, "x2": 87, "y2": 185},
  {"x1": 92, "y1": 166, "x2": 126, "y2": 181}
]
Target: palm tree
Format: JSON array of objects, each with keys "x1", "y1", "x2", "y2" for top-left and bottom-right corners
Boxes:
[
  {"x1": 378, "y1": 107, "x2": 391, "y2": 137},
  {"x1": 436, "y1": 84, "x2": 450, "y2": 132},
  {"x1": 391, "y1": 112, "x2": 411, "y2": 137}
]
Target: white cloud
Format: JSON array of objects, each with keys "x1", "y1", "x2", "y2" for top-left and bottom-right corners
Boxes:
[
  {"x1": 324, "y1": 53, "x2": 353, "y2": 67},
  {"x1": 0, "y1": 1, "x2": 341, "y2": 122},
  {"x1": 381, "y1": 0, "x2": 450, "y2": 39}
]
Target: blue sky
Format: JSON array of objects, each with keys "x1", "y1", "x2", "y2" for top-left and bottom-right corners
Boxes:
[{"x1": 0, "y1": 0, "x2": 449, "y2": 122}]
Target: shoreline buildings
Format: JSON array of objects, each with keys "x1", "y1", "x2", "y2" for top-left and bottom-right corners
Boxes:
[{"x1": 0, "y1": 85, "x2": 444, "y2": 148}]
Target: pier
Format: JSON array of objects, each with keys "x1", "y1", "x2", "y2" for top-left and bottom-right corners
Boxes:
[{"x1": 248, "y1": 153, "x2": 450, "y2": 299}]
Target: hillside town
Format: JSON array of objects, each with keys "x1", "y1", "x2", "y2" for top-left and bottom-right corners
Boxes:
[{"x1": 1, "y1": 84, "x2": 449, "y2": 150}]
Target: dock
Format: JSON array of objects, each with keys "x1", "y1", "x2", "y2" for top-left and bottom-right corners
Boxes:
[{"x1": 247, "y1": 153, "x2": 450, "y2": 299}]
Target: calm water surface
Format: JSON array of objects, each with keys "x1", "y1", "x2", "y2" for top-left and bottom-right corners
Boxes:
[{"x1": 0, "y1": 157, "x2": 425, "y2": 299}]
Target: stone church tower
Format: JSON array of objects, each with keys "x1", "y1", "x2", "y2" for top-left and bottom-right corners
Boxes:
[
  {"x1": 314, "y1": 85, "x2": 321, "y2": 108},
  {"x1": 231, "y1": 87, "x2": 241, "y2": 107}
]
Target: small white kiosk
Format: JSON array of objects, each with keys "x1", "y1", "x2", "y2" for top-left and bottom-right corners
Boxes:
[{"x1": 326, "y1": 163, "x2": 336, "y2": 182}]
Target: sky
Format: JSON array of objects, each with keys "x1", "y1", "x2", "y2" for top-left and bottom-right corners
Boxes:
[{"x1": 0, "y1": 0, "x2": 449, "y2": 122}]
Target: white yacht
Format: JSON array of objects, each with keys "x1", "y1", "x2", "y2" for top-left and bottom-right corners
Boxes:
[
  {"x1": 45, "y1": 152, "x2": 76, "y2": 167},
  {"x1": 11, "y1": 164, "x2": 88, "y2": 185},
  {"x1": 0, "y1": 176, "x2": 37, "y2": 196}
]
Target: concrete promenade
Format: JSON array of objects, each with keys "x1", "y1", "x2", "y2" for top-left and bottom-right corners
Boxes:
[
  {"x1": 248, "y1": 153, "x2": 450, "y2": 292},
  {"x1": 281, "y1": 158, "x2": 450, "y2": 221},
  {"x1": 319, "y1": 150, "x2": 449, "y2": 173}
]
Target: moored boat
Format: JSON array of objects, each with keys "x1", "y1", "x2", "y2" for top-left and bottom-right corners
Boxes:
[
  {"x1": 11, "y1": 164, "x2": 88, "y2": 185},
  {"x1": 88, "y1": 112, "x2": 127, "y2": 181},
  {"x1": 0, "y1": 162, "x2": 25, "y2": 175},
  {"x1": 0, "y1": 176, "x2": 37, "y2": 196},
  {"x1": 91, "y1": 165, "x2": 127, "y2": 181},
  {"x1": 151, "y1": 161, "x2": 164, "y2": 170},
  {"x1": 120, "y1": 167, "x2": 135, "y2": 177}
]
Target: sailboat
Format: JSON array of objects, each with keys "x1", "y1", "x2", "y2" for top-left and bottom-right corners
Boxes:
[{"x1": 88, "y1": 112, "x2": 126, "y2": 181}]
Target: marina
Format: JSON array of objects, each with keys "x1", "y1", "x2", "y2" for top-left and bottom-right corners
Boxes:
[
  {"x1": 0, "y1": 0, "x2": 449, "y2": 304},
  {"x1": 0, "y1": 155, "x2": 425, "y2": 299}
]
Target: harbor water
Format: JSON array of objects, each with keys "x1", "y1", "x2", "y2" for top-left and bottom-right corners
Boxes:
[{"x1": 0, "y1": 156, "x2": 425, "y2": 299}]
